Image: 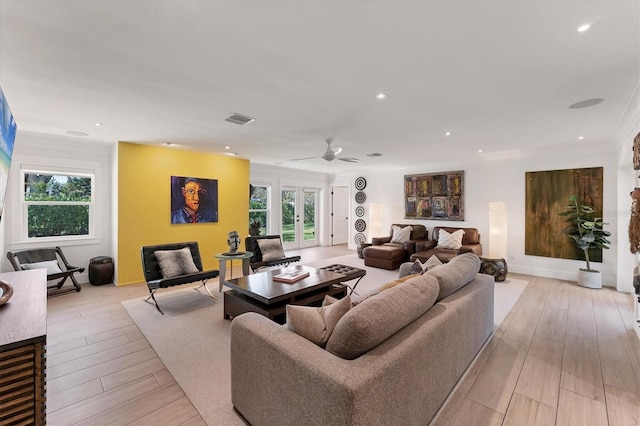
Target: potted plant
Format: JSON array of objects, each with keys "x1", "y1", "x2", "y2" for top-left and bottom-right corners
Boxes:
[{"x1": 559, "y1": 195, "x2": 611, "y2": 288}]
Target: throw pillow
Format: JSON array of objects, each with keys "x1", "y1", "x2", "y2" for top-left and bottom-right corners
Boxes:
[
  {"x1": 286, "y1": 295, "x2": 351, "y2": 347},
  {"x1": 154, "y1": 247, "x2": 199, "y2": 278},
  {"x1": 426, "y1": 252, "x2": 481, "y2": 301},
  {"x1": 326, "y1": 274, "x2": 440, "y2": 359},
  {"x1": 436, "y1": 229, "x2": 465, "y2": 250},
  {"x1": 408, "y1": 255, "x2": 443, "y2": 275},
  {"x1": 257, "y1": 238, "x2": 285, "y2": 262},
  {"x1": 379, "y1": 273, "x2": 419, "y2": 291},
  {"x1": 21, "y1": 260, "x2": 63, "y2": 275},
  {"x1": 390, "y1": 225, "x2": 412, "y2": 244}
]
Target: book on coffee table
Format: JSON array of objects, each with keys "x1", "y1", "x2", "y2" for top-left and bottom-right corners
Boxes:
[{"x1": 272, "y1": 270, "x2": 310, "y2": 283}]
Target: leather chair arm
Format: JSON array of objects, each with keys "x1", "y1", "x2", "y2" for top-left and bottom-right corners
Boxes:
[
  {"x1": 460, "y1": 244, "x2": 483, "y2": 256},
  {"x1": 403, "y1": 241, "x2": 417, "y2": 256},
  {"x1": 372, "y1": 236, "x2": 391, "y2": 245},
  {"x1": 415, "y1": 240, "x2": 437, "y2": 252}
]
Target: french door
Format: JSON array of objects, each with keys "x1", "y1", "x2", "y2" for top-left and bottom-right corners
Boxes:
[{"x1": 281, "y1": 186, "x2": 318, "y2": 250}]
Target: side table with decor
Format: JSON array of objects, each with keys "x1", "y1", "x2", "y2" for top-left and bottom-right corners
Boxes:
[
  {"x1": 356, "y1": 242, "x2": 372, "y2": 259},
  {"x1": 479, "y1": 257, "x2": 508, "y2": 282}
]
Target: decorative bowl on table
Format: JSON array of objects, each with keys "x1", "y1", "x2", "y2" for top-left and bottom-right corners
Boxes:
[{"x1": 0, "y1": 280, "x2": 14, "y2": 305}]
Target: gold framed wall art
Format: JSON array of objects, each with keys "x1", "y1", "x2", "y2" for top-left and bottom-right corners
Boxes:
[
  {"x1": 524, "y1": 167, "x2": 603, "y2": 261},
  {"x1": 404, "y1": 171, "x2": 464, "y2": 220}
]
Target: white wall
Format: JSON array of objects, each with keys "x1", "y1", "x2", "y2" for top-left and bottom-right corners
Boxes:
[
  {"x1": 1, "y1": 131, "x2": 114, "y2": 284},
  {"x1": 332, "y1": 148, "x2": 623, "y2": 288}
]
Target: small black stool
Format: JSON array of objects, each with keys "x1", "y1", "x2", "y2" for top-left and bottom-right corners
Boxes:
[
  {"x1": 89, "y1": 256, "x2": 114, "y2": 285},
  {"x1": 318, "y1": 264, "x2": 366, "y2": 295}
]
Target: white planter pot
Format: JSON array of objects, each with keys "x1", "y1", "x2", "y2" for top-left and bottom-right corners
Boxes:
[{"x1": 577, "y1": 269, "x2": 602, "y2": 289}]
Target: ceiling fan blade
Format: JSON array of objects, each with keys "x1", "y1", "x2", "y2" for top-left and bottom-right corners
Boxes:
[
  {"x1": 338, "y1": 157, "x2": 360, "y2": 163},
  {"x1": 290, "y1": 156, "x2": 319, "y2": 161}
]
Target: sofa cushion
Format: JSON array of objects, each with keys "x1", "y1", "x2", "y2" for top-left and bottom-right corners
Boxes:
[
  {"x1": 257, "y1": 238, "x2": 285, "y2": 261},
  {"x1": 326, "y1": 274, "x2": 439, "y2": 359},
  {"x1": 409, "y1": 255, "x2": 443, "y2": 274},
  {"x1": 286, "y1": 295, "x2": 351, "y2": 347},
  {"x1": 390, "y1": 225, "x2": 412, "y2": 243},
  {"x1": 426, "y1": 252, "x2": 481, "y2": 301},
  {"x1": 436, "y1": 229, "x2": 465, "y2": 250},
  {"x1": 154, "y1": 247, "x2": 199, "y2": 278}
]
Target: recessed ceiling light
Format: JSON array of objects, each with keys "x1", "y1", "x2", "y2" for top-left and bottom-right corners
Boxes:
[
  {"x1": 226, "y1": 152, "x2": 238, "y2": 156},
  {"x1": 478, "y1": 149, "x2": 483, "y2": 153},
  {"x1": 375, "y1": 93, "x2": 387, "y2": 100},
  {"x1": 577, "y1": 23, "x2": 591, "y2": 32},
  {"x1": 93, "y1": 122, "x2": 102, "y2": 127},
  {"x1": 578, "y1": 136, "x2": 584, "y2": 140},
  {"x1": 66, "y1": 131, "x2": 89, "y2": 136},
  {"x1": 445, "y1": 131, "x2": 451, "y2": 136},
  {"x1": 225, "y1": 146, "x2": 231, "y2": 150}
]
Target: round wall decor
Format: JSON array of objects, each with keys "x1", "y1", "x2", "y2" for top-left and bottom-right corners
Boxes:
[
  {"x1": 354, "y1": 233, "x2": 366, "y2": 244},
  {"x1": 354, "y1": 219, "x2": 367, "y2": 232},
  {"x1": 354, "y1": 177, "x2": 367, "y2": 190},
  {"x1": 355, "y1": 191, "x2": 366, "y2": 204},
  {"x1": 355, "y1": 205, "x2": 365, "y2": 217}
]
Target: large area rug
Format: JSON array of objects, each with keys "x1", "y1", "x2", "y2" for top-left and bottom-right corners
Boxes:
[{"x1": 121, "y1": 254, "x2": 528, "y2": 425}]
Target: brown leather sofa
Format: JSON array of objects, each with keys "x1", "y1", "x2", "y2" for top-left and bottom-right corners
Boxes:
[
  {"x1": 363, "y1": 224, "x2": 429, "y2": 269},
  {"x1": 370, "y1": 224, "x2": 428, "y2": 260},
  {"x1": 410, "y1": 226, "x2": 482, "y2": 263}
]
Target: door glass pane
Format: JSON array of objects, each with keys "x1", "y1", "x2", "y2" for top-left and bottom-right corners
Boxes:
[
  {"x1": 303, "y1": 190, "x2": 316, "y2": 241},
  {"x1": 281, "y1": 189, "x2": 296, "y2": 243}
]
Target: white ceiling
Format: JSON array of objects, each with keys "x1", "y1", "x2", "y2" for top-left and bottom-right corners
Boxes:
[{"x1": 1, "y1": 1, "x2": 638, "y2": 174}]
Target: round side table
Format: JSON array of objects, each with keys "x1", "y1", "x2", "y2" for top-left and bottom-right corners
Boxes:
[
  {"x1": 215, "y1": 251, "x2": 254, "y2": 291},
  {"x1": 356, "y1": 243, "x2": 372, "y2": 259}
]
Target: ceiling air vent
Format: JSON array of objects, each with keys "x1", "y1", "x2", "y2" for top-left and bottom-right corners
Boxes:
[{"x1": 225, "y1": 113, "x2": 255, "y2": 125}]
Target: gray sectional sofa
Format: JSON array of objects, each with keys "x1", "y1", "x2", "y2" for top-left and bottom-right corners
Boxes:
[{"x1": 230, "y1": 253, "x2": 494, "y2": 426}]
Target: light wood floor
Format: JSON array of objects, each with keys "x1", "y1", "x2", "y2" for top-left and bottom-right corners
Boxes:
[{"x1": 45, "y1": 246, "x2": 640, "y2": 425}]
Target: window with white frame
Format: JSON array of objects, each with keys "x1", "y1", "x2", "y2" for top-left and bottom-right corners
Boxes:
[
  {"x1": 22, "y1": 169, "x2": 94, "y2": 240},
  {"x1": 249, "y1": 184, "x2": 269, "y2": 236}
]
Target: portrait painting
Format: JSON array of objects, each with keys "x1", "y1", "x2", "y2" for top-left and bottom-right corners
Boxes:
[
  {"x1": 171, "y1": 176, "x2": 218, "y2": 224},
  {"x1": 0, "y1": 86, "x2": 16, "y2": 220},
  {"x1": 524, "y1": 167, "x2": 603, "y2": 261},
  {"x1": 404, "y1": 171, "x2": 464, "y2": 220}
]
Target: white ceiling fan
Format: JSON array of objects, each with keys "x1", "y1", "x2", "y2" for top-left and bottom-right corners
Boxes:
[{"x1": 291, "y1": 138, "x2": 360, "y2": 163}]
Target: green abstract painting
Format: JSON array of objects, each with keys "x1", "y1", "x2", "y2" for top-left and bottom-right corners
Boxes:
[{"x1": 525, "y1": 167, "x2": 603, "y2": 261}]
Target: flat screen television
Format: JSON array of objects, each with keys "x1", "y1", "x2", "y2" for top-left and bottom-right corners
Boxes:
[{"x1": 0, "y1": 86, "x2": 17, "y2": 221}]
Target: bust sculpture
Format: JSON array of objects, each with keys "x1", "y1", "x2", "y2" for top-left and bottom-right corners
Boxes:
[{"x1": 227, "y1": 230, "x2": 241, "y2": 254}]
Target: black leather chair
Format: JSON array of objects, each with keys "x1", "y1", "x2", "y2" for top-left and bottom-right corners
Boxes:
[
  {"x1": 7, "y1": 247, "x2": 84, "y2": 295},
  {"x1": 141, "y1": 241, "x2": 219, "y2": 314},
  {"x1": 244, "y1": 235, "x2": 301, "y2": 272}
]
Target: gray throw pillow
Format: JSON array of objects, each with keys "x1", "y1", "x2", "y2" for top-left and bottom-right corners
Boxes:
[
  {"x1": 154, "y1": 247, "x2": 199, "y2": 278},
  {"x1": 286, "y1": 295, "x2": 351, "y2": 347},
  {"x1": 257, "y1": 238, "x2": 286, "y2": 261},
  {"x1": 408, "y1": 255, "x2": 443, "y2": 275},
  {"x1": 326, "y1": 274, "x2": 439, "y2": 359},
  {"x1": 426, "y1": 252, "x2": 480, "y2": 301}
]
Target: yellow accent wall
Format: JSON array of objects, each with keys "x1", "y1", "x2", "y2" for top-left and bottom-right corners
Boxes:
[{"x1": 117, "y1": 142, "x2": 249, "y2": 285}]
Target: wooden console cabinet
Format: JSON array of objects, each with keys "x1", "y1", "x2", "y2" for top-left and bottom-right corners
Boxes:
[{"x1": 0, "y1": 269, "x2": 47, "y2": 425}]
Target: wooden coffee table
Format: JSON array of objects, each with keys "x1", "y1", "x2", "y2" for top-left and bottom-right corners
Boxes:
[{"x1": 223, "y1": 265, "x2": 347, "y2": 324}]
